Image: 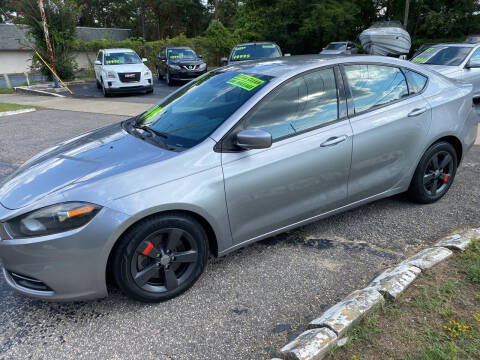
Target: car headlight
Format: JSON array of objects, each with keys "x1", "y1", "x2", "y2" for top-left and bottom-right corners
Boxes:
[
  {"x1": 5, "y1": 202, "x2": 101, "y2": 238},
  {"x1": 169, "y1": 64, "x2": 181, "y2": 71},
  {"x1": 198, "y1": 63, "x2": 206, "y2": 71},
  {"x1": 106, "y1": 71, "x2": 116, "y2": 79},
  {"x1": 144, "y1": 70, "x2": 151, "y2": 78}
]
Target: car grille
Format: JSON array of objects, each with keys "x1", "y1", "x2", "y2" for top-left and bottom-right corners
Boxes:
[
  {"x1": 8, "y1": 271, "x2": 52, "y2": 292},
  {"x1": 118, "y1": 72, "x2": 140, "y2": 82},
  {"x1": 182, "y1": 64, "x2": 200, "y2": 71}
]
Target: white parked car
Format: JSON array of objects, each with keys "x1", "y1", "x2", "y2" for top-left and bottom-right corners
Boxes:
[
  {"x1": 94, "y1": 48, "x2": 153, "y2": 97},
  {"x1": 412, "y1": 43, "x2": 480, "y2": 98}
]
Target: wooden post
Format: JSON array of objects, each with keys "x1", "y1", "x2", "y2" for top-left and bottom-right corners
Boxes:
[
  {"x1": 215, "y1": 0, "x2": 219, "y2": 20},
  {"x1": 37, "y1": 0, "x2": 56, "y2": 75},
  {"x1": 404, "y1": 0, "x2": 411, "y2": 28}
]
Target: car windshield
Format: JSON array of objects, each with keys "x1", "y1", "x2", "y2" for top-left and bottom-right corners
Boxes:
[
  {"x1": 134, "y1": 71, "x2": 272, "y2": 149},
  {"x1": 325, "y1": 43, "x2": 346, "y2": 50},
  {"x1": 168, "y1": 48, "x2": 197, "y2": 60},
  {"x1": 104, "y1": 51, "x2": 142, "y2": 65},
  {"x1": 412, "y1": 46, "x2": 472, "y2": 66},
  {"x1": 230, "y1": 44, "x2": 280, "y2": 62}
]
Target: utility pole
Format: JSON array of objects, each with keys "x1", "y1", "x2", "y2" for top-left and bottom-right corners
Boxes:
[
  {"x1": 404, "y1": 0, "x2": 411, "y2": 28},
  {"x1": 37, "y1": 0, "x2": 56, "y2": 77},
  {"x1": 140, "y1": 0, "x2": 145, "y2": 40},
  {"x1": 215, "y1": 0, "x2": 219, "y2": 20}
]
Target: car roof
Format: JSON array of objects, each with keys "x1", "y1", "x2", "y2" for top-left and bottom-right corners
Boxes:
[
  {"x1": 234, "y1": 42, "x2": 278, "y2": 46},
  {"x1": 166, "y1": 46, "x2": 193, "y2": 50},
  {"x1": 101, "y1": 48, "x2": 137, "y2": 53},
  {"x1": 222, "y1": 54, "x2": 420, "y2": 79}
]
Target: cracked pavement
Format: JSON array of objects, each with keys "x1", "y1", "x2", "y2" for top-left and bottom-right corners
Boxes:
[{"x1": 0, "y1": 105, "x2": 479, "y2": 360}]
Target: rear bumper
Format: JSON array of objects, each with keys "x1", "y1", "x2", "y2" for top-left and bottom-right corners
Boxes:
[{"x1": 0, "y1": 206, "x2": 129, "y2": 301}]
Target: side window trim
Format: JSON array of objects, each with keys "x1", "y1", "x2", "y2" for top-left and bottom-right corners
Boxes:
[
  {"x1": 340, "y1": 62, "x2": 429, "y2": 119},
  {"x1": 215, "y1": 65, "x2": 348, "y2": 152}
]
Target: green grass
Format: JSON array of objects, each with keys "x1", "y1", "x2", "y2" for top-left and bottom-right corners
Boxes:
[
  {"x1": 0, "y1": 87, "x2": 14, "y2": 94},
  {"x1": 0, "y1": 103, "x2": 39, "y2": 112},
  {"x1": 327, "y1": 239, "x2": 480, "y2": 360}
]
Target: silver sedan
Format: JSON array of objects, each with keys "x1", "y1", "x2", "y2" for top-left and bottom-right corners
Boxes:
[
  {"x1": 412, "y1": 43, "x2": 480, "y2": 98},
  {"x1": 0, "y1": 56, "x2": 478, "y2": 302}
]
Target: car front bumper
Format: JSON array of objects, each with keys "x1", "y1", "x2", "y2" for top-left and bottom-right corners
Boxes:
[
  {"x1": 0, "y1": 205, "x2": 130, "y2": 301},
  {"x1": 105, "y1": 77, "x2": 153, "y2": 93},
  {"x1": 169, "y1": 69, "x2": 207, "y2": 81}
]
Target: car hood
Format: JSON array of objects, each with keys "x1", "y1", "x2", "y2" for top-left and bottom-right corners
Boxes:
[
  {"x1": 424, "y1": 64, "x2": 462, "y2": 77},
  {"x1": 0, "y1": 123, "x2": 176, "y2": 210},
  {"x1": 320, "y1": 49, "x2": 346, "y2": 55},
  {"x1": 103, "y1": 63, "x2": 148, "y2": 73}
]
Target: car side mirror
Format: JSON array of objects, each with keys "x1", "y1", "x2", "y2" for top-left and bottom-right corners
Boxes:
[
  {"x1": 142, "y1": 58, "x2": 148, "y2": 62},
  {"x1": 235, "y1": 129, "x2": 272, "y2": 150},
  {"x1": 466, "y1": 61, "x2": 480, "y2": 69},
  {"x1": 220, "y1": 57, "x2": 228, "y2": 66},
  {"x1": 198, "y1": 55, "x2": 203, "y2": 59},
  {"x1": 95, "y1": 60, "x2": 101, "y2": 65}
]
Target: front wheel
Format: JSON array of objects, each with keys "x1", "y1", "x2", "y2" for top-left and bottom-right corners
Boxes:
[
  {"x1": 408, "y1": 142, "x2": 457, "y2": 204},
  {"x1": 112, "y1": 213, "x2": 208, "y2": 302},
  {"x1": 165, "y1": 71, "x2": 174, "y2": 86}
]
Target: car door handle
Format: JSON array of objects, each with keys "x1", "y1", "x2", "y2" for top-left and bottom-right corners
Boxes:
[
  {"x1": 408, "y1": 107, "x2": 427, "y2": 117},
  {"x1": 320, "y1": 135, "x2": 348, "y2": 147}
]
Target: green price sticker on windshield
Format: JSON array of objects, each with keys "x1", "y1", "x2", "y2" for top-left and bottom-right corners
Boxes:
[
  {"x1": 142, "y1": 105, "x2": 164, "y2": 122},
  {"x1": 227, "y1": 73, "x2": 264, "y2": 91},
  {"x1": 262, "y1": 45, "x2": 275, "y2": 48},
  {"x1": 412, "y1": 57, "x2": 427, "y2": 63}
]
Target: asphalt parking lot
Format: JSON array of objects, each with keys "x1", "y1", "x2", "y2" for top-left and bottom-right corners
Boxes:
[
  {"x1": 68, "y1": 78, "x2": 174, "y2": 104},
  {"x1": 0, "y1": 105, "x2": 479, "y2": 359}
]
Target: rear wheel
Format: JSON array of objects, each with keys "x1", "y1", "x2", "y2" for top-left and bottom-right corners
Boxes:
[
  {"x1": 408, "y1": 142, "x2": 457, "y2": 203},
  {"x1": 112, "y1": 213, "x2": 208, "y2": 302}
]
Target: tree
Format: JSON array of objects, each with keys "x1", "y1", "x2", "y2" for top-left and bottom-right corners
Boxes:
[{"x1": 16, "y1": 0, "x2": 82, "y2": 80}]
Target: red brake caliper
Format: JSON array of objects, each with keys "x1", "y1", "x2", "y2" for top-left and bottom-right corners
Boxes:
[
  {"x1": 443, "y1": 174, "x2": 449, "y2": 184},
  {"x1": 141, "y1": 241, "x2": 154, "y2": 256}
]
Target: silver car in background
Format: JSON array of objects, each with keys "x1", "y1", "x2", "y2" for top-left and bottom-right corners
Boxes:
[
  {"x1": 320, "y1": 41, "x2": 358, "y2": 55},
  {"x1": 412, "y1": 43, "x2": 480, "y2": 98},
  {"x1": 0, "y1": 55, "x2": 477, "y2": 302}
]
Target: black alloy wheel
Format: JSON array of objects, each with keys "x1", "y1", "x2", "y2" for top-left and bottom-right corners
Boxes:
[
  {"x1": 408, "y1": 142, "x2": 457, "y2": 203},
  {"x1": 112, "y1": 213, "x2": 208, "y2": 302}
]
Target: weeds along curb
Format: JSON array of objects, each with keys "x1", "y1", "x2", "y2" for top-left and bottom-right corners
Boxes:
[{"x1": 277, "y1": 227, "x2": 480, "y2": 360}]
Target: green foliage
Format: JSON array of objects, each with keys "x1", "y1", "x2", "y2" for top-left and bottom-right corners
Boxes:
[
  {"x1": 203, "y1": 20, "x2": 238, "y2": 64},
  {"x1": 16, "y1": 0, "x2": 82, "y2": 80},
  {"x1": 73, "y1": 21, "x2": 241, "y2": 68}
]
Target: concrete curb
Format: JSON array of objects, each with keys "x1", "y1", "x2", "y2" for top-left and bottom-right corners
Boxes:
[
  {"x1": 13, "y1": 86, "x2": 66, "y2": 98},
  {"x1": 276, "y1": 227, "x2": 480, "y2": 360},
  {"x1": 0, "y1": 108, "x2": 36, "y2": 117}
]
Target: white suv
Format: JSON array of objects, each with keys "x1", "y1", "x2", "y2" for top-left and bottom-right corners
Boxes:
[{"x1": 94, "y1": 48, "x2": 153, "y2": 96}]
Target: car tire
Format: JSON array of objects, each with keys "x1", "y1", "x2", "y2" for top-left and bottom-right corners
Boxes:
[
  {"x1": 112, "y1": 213, "x2": 209, "y2": 302},
  {"x1": 408, "y1": 141, "x2": 457, "y2": 204},
  {"x1": 156, "y1": 66, "x2": 163, "y2": 80},
  {"x1": 101, "y1": 79, "x2": 110, "y2": 97},
  {"x1": 165, "y1": 71, "x2": 174, "y2": 86},
  {"x1": 96, "y1": 79, "x2": 101, "y2": 89}
]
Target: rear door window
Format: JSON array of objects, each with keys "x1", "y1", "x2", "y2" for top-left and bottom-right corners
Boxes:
[
  {"x1": 344, "y1": 64, "x2": 409, "y2": 113},
  {"x1": 403, "y1": 69, "x2": 427, "y2": 95}
]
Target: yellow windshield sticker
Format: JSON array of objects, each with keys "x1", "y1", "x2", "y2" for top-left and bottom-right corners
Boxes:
[
  {"x1": 233, "y1": 54, "x2": 251, "y2": 60},
  {"x1": 234, "y1": 46, "x2": 246, "y2": 51},
  {"x1": 412, "y1": 57, "x2": 427, "y2": 63},
  {"x1": 170, "y1": 55, "x2": 183, "y2": 59},
  {"x1": 227, "y1": 73, "x2": 264, "y2": 91},
  {"x1": 262, "y1": 44, "x2": 275, "y2": 48},
  {"x1": 424, "y1": 47, "x2": 435, "y2": 53},
  {"x1": 142, "y1": 105, "x2": 164, "y2": 121},
  {"x1": 105, "y1": 60, "x2": 120, "y2": 64}
]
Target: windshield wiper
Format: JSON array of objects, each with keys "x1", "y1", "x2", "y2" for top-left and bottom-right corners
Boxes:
[{"x1": 132, "y1": 124, "x2": 169, "y2": 149}]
